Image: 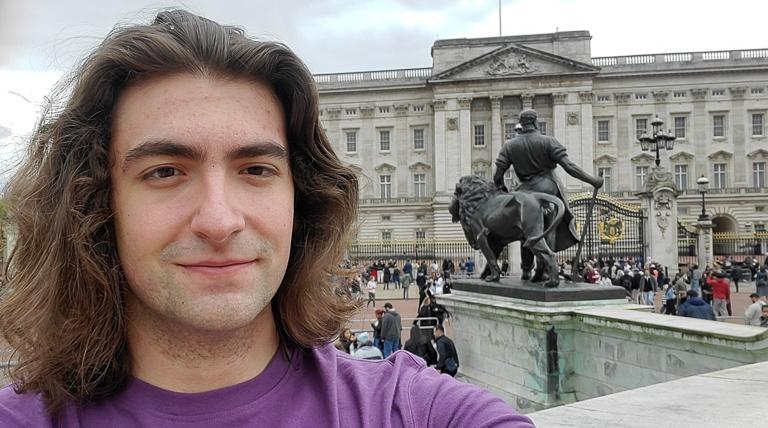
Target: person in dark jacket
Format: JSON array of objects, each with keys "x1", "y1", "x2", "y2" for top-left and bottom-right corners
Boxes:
[
  {"x1": 434, "y1": 325, "x2": 459, "y2": 377},
  {"x1": 677, "y1": 290, "x2": 716, "y2": 321},
  {"x1": 404, "y1": 324, "x2": 437, "y2": 366},
  {"x1": 380, "y1": 302, "x2": 402, "y2": 358}
]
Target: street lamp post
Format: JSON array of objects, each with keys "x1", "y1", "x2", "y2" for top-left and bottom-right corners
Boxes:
[
  {"x1": 638, "y1": 115, "x2": 676, "y2": 167},
  {"x1": 697, "y1": 175, "x2": 710, "y2": 220}
]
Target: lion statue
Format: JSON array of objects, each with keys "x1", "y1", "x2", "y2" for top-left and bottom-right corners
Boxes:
[{"x1": 449, "y1": 175, "x2": 565, "y2": 287}]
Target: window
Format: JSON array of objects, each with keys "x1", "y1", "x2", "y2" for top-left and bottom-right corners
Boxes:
[
  {"x1": 712, "y1": 89, "x2": 724, "y2": 96},
  {"x1": 674, "y1": 117, "x2": 687, "y2": 139},
  {"x1": 713, "y1": 163, "x2": 727, "y2": 189},
  {"x1": 674, "y1": 164, "x2": 688, "y2": 190},
  {"x1": 345, "y1": 131, "x2": 357, "y2": 153},
  {"x1": 635, "y1": 166, "x2": 649, "y2": 190},
  {"x1": 415, "y1": 229, "x2": 426, "y2": 240},
  {"x1": 381, "y1": 215, "x2": 391, "y2": 221},
  {"x1": 598, "y1": 167, "x2": 612, "y2": 191},
  {"x1": 635, "y1": 93, "x2": 647, "y2": 100},
  {"x1": 379, "y1": 130, "x2": 391, "y2": 151},
  {"x1": 379, "y1": 106, "x2": 390, "y2": 114},
  {"x1": 756, "y1": 224, "x2": 766, "y2": 232},
  {"x1": 538, "y1": 121, "x2": 547, "y2": 136},
  {"x1": 635, "y1": 118, "x2": 648, "y2": 139},
  {"x1": 597, "y1": 120, "x2": 610, "y2": 142},
  {"x1": 381, "y1": 230, "x2": 392, "y2": 241},
  {"x1": 474, "y1": 125, "x2": 486, "y2": 146},
  {"x1": 753, "y1": 113, "x2": 765, "y2": 136},
  {"x1": 754, "y1": 162, "x2": 766, "y2": 188},
  {"x1": 379, "y1": 175, "x2": 392, "y2": 199},
  {"x1": 413, "y1": 128, "x2": 425, "y2": 150},
  {"x1": 673, "y1": 91, "x2": 686, "y2": 98},
  {"x1": 414, "y1": 173, "x2": 426, "y2": 198},
  {"x1": 597, "y1": 95, "x2": 610, "y2": 102},
  {"x1": 752, "y1": 88, "x2": 765, "y2": 95},
  {"x1": 713, "y1": 115, "x2": 725, "y2": 137},
  {"x1": 412, "y1": 105, "x2": 424, "y2": 112},
  {"x1": 415, "y1": 214, "x2": 425, "y2": 221},
  {"x1": 345, "y1": 108, "x2": 357, "y2": 115},
  {"x1": 757, "y1": 206, "x2": 766, "y2": 213},
  {"x1": 504, "y1": 123, "x2": 515, "y2": 141}
]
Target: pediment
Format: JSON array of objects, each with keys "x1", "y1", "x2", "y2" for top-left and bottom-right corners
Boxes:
[
  {"x1": 431, "y1": 43, "x2": 599, "y2": 82},
  {"x1": 708, "y1": 150, "x2": 733, "y2": 160},
  {"x1": 347, "y1": 163, "x2": 363, "y2": 175},
  {"x1": 374, "y1": 162, "x2": 397, "y2": 173},
  {"x1": 408, "y1": 161, "x2": 432, "y2": 171},
  {"x1": 472, "y1": 159, "x2": 492, "y2": 167},
  {"x1": 669, "y1": 151, "x2": 695, "y2": 162},
  {"x1": 594, "y1": 154, "x2": 617, "y2": 165},
  {"x1": 631, "y1": 153, "x2": 656, "y2": 163},
  {"x1": 747, "y1": 149, "x2": 768, "y2": 159}
]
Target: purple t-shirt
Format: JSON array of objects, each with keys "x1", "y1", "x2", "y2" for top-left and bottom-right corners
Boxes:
[{"x1": 0, "y1": 344, "x2": 534, "y2": 427}]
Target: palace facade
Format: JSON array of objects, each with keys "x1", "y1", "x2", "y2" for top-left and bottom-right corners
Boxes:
[{"x1": 316, "y1": 31, "x2": 768, "y2": 242}]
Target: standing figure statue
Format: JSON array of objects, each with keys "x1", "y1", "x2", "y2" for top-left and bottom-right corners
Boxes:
[{"x1": 493, "y1": 108, "x2": 603, "y2": 282}]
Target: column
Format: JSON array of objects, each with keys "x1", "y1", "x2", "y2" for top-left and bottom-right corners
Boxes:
[
  {"x1": 696, "y1": 218, "x2": 714, "y2": 269},
  {"x1": 490, "y1": 95, "x2": 504, "y2": 161},
  {"x1": 552, "y1": 93, "x2": 569, "y2": 188},
  {"x1": 730, "y1": 87, "x2": 747, "y2": 185},
  {"x1": 522, "y1": 93, "x2": 534, "y2": 110},
  {"x1": 433, "y1": 99, "x2": 448, "y2": 194},
  {"x1": 394, "y1": 103, "x2": 409, "y2": 197},
  {"x1": 691, "y1": 89, "x2": 708, "y2": 177},
  {"x1": 614, "y1": 93, "x2": 632, "y2": 190},
  {"x1": 579, "y1": 91, "x2": 595, "y2": 178},
  {"x1": 458, "y1": 97, "x2": 473, "y2": 180},
  {"x1": 637, "y1": 168, "x2": 680, "y2": 276}
]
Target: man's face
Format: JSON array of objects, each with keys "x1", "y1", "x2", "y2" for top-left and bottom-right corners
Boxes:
[
  {"x1": 111, "y1": 73, "x2": 294, "y2": 332},
  {"x1": 762, "y1": 307, "x2": 768, "y2": 318}
]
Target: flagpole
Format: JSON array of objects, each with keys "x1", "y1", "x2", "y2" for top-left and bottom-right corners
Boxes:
[{"x1": 498, "y1": 0, "x2": 502, "y2": 36}]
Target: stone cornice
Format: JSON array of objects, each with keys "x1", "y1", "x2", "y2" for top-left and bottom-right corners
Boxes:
[
  {"x1": 729, "y1": 87, "x2": 748, "y2": 98},
  {"x1": 669, "y1": 151, "x2": 695, "y2": 162},
  {"x1": 578, "y1": 91, "x2": 594, "y2": 103},
  {"x1": 594, "y1": 154, "x2": 617, "y2": 165},
  {"x1": 326, "y1": 106, "x2": 342, "y2": 118},
  {"x1": 457, "y1": 97, "x2": 473, "y2": 109},
  {"x1": 490, "y1": 95, "x2": 503, "y2": 109},
  {"x1": 613, "y1": 92, "x2": 632, "y2": 104},
  {"x1": 553, "y1": 93, "x2": 568, "y2": 104},
  {"x1": 374, "y1": 162, "x2": 397, "y2": 173},
  {"x1": 408, "y1": 161, "x2": 432, "y2": 171},
  {"x1": 631, "y1": 153, "x2": 656, "y2": 163},
  {"x1": 360, "y1": 105, "x2": 375, "y2": 117},
  {"x1": 708, "y1": 150, "x2": 733, "y2": 160},
  {"x1": 691, "y1": 88, "x2": 708, "y2": 100},
  {"x1": 394, "y1": 104, "x2": 409, "y2": 115},
  {"x1": 652, "y1": 91, "x2": 668, "y2": 102},
  {"x1": 747, "y1": 148, "x2": 768, "y2": 159},
  {"x1": 433, "y1": 99, "x2": 447, "y2": 110}
]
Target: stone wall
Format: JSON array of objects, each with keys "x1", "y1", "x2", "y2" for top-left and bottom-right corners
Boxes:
[{"x1": 441, "y1": 291, "x2": 768, "y2": 413}]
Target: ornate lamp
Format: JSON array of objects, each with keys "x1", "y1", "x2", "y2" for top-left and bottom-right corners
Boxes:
[
  {"x1": 697, "y1": 175, "x2": 710, "y2": 220},
  {"x1": 637, "y1": 115, "x2": 676, "y2": 167}
]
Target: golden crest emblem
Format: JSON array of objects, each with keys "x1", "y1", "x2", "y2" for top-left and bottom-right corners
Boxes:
[{"x1": 598, "y1": 217, "x2": 623, "y2": 244}]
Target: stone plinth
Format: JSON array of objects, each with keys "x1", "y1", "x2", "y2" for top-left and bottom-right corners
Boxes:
[
  {"x1": 696, "y1": 217, "x2": 714, "y2": 268},
  {"x1": 452, "y1": 277, "x2": 627, "y2": 303},
  {"x1": 439, "y1": 289, "x2": 768, "y2": 413}
]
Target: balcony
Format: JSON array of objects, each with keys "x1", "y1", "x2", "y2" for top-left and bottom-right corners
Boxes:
[
  {"x1": 359, "y1": 197, "x2": 433, "y2": 206},
  {"x1": 592, "y1": 49, "x2": 768, "y2": 75}
]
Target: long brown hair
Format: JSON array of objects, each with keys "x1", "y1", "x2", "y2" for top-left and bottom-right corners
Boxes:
[{"x1": 0, "y1": 10, "x2": 358, "y2": 412}]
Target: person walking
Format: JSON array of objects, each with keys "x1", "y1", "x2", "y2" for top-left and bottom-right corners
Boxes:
[
  {"x1": 756, "y1": 267, "x2": 768, "y2": 297},
  {"x1": 380, "y1": 302, "x2": 402, "y2": 358},
  {"x1": 708, "y1": 271, "x2": 731, "y2": 318},
  {"x1": 744, "y1": 293, "x2": 766, "y2": 326},
  {"x1": 641, "y1": 269, "x2": 658, "y2": 309},
  {"x1": 366, "y1": 276, "x2": 377, "y2": 308},
  {"x1": 731, "y1": 263, "x2": 743, "y2": 294},
  {"x1": 690, "y1": 264, "x2": 703, "y2": 294},
  {"x1": 434, "y1": 325, "x2": 459, "y2": 377}
]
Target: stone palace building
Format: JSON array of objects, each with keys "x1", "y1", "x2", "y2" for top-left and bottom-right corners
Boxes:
[{"x1": 315, "y1": 31, "x2": 768, "y2": 243}]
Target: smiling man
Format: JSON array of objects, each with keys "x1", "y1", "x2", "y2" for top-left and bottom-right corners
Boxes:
[{"x1": 0, "y1": 10, "x2": 533, "y2": 427}]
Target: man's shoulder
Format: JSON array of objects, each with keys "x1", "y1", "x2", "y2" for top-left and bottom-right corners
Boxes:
[{"x1": 0, "y1": 384, "x2": 51, "y2": 427}]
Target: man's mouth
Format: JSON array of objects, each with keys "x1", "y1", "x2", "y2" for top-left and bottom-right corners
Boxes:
[{"x1": 178, "y1": 259, "x2": 257, "y2": 275}]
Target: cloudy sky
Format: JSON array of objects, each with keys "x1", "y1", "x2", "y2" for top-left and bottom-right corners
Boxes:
[{"x1": 1, "y1": 0, "x2": 766, "y2": 177}]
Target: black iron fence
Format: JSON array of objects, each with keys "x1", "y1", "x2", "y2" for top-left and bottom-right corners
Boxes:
[
  {"x1": 678, "y1": 222, "x2": 699, "y2": 266},
  {"x1": 712, "y1": 232, "x2": 768, "y2": 262}
]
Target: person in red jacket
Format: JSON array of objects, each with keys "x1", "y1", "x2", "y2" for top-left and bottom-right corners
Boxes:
[{"x1": 707, "y1": 271, "x2": 731, "y2": 317}]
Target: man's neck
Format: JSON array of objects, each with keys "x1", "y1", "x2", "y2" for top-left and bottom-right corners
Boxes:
[{"x1": 127, "y1": 301, "x2": 280, "y2": 393}]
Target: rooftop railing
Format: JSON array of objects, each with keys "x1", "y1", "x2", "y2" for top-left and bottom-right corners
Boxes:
[
  {"x1": 314, "y1": 67, "x2": 432, "y2": 85},
  {"x1": 592, "y1": 48, "x2": 768, "y2": 68}
]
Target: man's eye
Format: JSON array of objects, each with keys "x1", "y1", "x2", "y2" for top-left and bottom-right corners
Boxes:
[
  {"x1": 147, "y1": 167, "x2": 180, "y2": 179},
  {"x1": 242, "y1": 166, "x2": 274, "y2": 176}
]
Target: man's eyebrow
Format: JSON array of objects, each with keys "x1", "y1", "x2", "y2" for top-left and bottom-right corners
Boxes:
[
  {"x1": 226, "y1": 141, "x2": 288, "y2": 162},
  {"x1": 121, "y1": 139, "x2": 203, "y2": 171}
]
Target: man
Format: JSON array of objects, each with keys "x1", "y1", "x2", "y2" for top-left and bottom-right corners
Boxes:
[
  {"x1": 434, "y1": 325, "x2": 460, "y2": 377},
  {"x1": 380, "y1": 302, "x2": 403, "y2": 358},
  {"x1": 760, "y1": 305, "x2": 768, "y2": 328},
  {"x1": 493, "y1": 109, "x2": 603, "y2": 279},
  {"x1": 678, "y1": 290, "x2": 717, "y2": 321},
  {"x1": 731, "y1": 263, "x2": 743, "y2": 293},
  {"x1": 366, "y1": 275, "x2": 377, "y2": 308},
  {"x1": 641, "y1": 269, "x2": 658, "y2": 309},
  {"x1": 708, "y1": 271, "x2": 731, "y2": 318},
  {"x1": 744, "y1": 293, "x2": 765, "y2": 326},
  {"x1": 0, "y1": 10, "x2": 533, "y2": 427}
]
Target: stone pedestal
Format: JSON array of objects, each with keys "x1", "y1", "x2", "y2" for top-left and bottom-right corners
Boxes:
[
  {"x1": 637, "y1": 166, "x2": 679, "y2": 274},
  {"x1": 696, "y1": 217, "x2": 715, "y2": 269},
  {"x1": 452, "y1": 277, "x2": 626, "y2": 303}
]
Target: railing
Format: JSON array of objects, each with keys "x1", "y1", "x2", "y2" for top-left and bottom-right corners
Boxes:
[
  {"x1": 712, "y1": 232, "x2": 768, "y2": 259},
  {"x1": 360, "y1": 197, "x2": 433, "y2": 205},
  {"x1": 348, "y1": 239, "x2": 477, "y2": 262},
  {"x1": 314, "y1": 67, "x2": 432, "y2": 85},
  {"x1": 592, "y1": 48, "x2": 768, "y2": 68}
]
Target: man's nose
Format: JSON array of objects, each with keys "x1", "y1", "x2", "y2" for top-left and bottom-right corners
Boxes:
[{"x1": 189, "y1": 176, "x2": 246, "y2": 244}]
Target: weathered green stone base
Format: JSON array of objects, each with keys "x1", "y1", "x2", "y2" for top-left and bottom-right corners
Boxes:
[{"x1": 438, "y1": 290, "x2": 768, "y2": 414}]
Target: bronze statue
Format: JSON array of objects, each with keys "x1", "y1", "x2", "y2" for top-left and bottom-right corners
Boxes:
[
  {"x1": 449, "y1": 176, "x2": 565, "y2": 287},
  {"x1": 489, "y1": 108, "x2": 603, "y2": 285}
]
